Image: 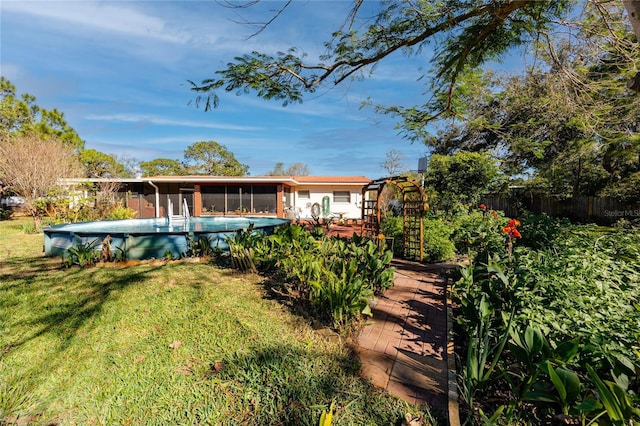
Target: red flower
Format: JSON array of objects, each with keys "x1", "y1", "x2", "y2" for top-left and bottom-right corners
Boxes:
[
  {"x1": 501, "y1": 218, "x2": 522, "y2": 238},
  {"x1": 479, "y1": 204, "x2": 486, "y2": 210}
]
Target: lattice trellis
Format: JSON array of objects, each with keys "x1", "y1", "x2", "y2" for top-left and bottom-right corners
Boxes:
[{"x1": 361, "y1": 176, "x2": 428, "y2": 261}]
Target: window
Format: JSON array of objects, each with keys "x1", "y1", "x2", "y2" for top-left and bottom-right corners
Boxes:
[
  {"x1": 200, "y1": 185, "x2": 277, "y2": 214},
  {"x1": 253, "y1": 185, "x2": 277, "y2": 213},
  {"x1": 201, "y1": 186, "x2": 225, "y2": 213},
  {"x1": 333, "y1": 191, "x2": 351, "y2": 203},
  {"x1": 298, "y1": 190, "x2": 310, "y2": 199}
]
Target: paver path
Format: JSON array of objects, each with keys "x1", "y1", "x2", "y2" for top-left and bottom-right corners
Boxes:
[{"x1": 355, "y1": 259, "x2": 454, "y2": 417}]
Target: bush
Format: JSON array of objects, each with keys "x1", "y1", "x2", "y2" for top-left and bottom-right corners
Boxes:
[
  {"x1": 422, "y1": 217, "x2": 455, "y2": 261},
  {"x1": 230, "y1": 224, "x2": 395, "y2": 330},
  {"x1": 0, "y1": 208, "x2": 12, "y2": 221},
  {"x1": 450, "y1": 208, "x2": 507, "y2": 261},
  {"x1": 106, "y1": 204, "x2": 138, "y2": 220},
  {"x1": 518, "y1": 211, "x2": 570, "y2": 250},
  {"x1": 452, "y1": 225, "x2": 640, "y2": 425},
  {"x1": 382, "y1": 214, "x2": 456, "y2": 261},
  {"x1": 380, "y1": 215, "x2": 403, "y2": 257}
]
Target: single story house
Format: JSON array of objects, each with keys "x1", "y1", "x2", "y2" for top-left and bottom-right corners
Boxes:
[{"x1": 60, "y1": 175, "x2": 372, "y2": 220}]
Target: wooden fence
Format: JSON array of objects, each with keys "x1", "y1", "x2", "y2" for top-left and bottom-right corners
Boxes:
[{"x1": 480, "y1": 196, "x2": 640, "y2": 223}]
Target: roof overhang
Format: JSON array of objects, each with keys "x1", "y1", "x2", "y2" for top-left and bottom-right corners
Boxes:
[{"x1": 58, "y1": 176, "x2": 371, "y2": 186}]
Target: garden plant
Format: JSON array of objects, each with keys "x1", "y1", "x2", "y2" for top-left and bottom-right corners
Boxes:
[{"x1": 449, "y1": 209, "x2": 640, "y2": 425}]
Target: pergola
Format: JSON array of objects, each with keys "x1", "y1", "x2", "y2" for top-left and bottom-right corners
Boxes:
[{"x1": 360, "y1": 176, "x2": 428, "y2": 261}]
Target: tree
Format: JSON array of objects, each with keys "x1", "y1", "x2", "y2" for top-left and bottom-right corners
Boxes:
[
  {"x1": 266, "y1": 162, "x2": 310, "y2": 176},
  {"x1": 424, "y1": 8, "x2": 640, "y2": 198},
  {"x1": 183, "y1": 140, "x2": 249, "y2": 176},
  {"x1": 139, "y1": 158, "x2": 185, "y2": 177},
  {"x1": 0, "y1": 135, "x2": 82, "y2": 227},
  {"x1": 380, "y1": 149, "x2": 407, "y2": 176},
  {"x1": 79, "y1": 149, "x2": 130, "y2": 178},
  {"x1": 191, "y1": 1, "x2": 640, "y2": 114},
  {"x1": 0, "y1": 77, "x2": 84, "y2": 150},
  {"x1": 424, "y1": 151, "x2": 500, "y2": 211}
]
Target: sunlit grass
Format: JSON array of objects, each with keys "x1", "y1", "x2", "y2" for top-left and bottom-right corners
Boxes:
[{"x1": 0, "y1": 217, "x2": 434, "y2": 424}]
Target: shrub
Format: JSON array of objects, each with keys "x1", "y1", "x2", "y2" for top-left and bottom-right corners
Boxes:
[
  {"x1": 62, "y1": 239, "x2": 100, "y2": 267},
  {"x1": 422, "y1": 217, "x2": 455, "y2": 262},
  {"x1": 0, "y1": 208, "x2": 13, "y2": 221},
  {"x1": 452, "y1": 225, "x2": 640, "y2": 425},
  {"x1": 106, "y1": 204, "x2": 138, "y2": 220},
  {"x1": 518, "y1": 211, "x2": 569, "y2": 250},
  {"x1": 230, "y1": 224, "x2": 395, "y2": 330},
  {"x1": 380, "y1": 215, "x2": 403, "y2": 257},
  {"x1": 450, "y1": 209, "x2": 507, "y2": 261}
]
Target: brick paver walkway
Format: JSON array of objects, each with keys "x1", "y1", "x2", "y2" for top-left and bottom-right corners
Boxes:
[{"x1": 355, "y1": 259, "x2": 454, "y2": 417}]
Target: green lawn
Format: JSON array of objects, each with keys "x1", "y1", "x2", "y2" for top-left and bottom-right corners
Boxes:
[{"x1": 0, "y1": 217, "x2": 432, "y2": 425}]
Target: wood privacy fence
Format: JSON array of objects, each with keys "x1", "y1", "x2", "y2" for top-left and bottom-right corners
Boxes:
[{"x1": 480, "y1": 196, "x2": 640, "y2": 223}]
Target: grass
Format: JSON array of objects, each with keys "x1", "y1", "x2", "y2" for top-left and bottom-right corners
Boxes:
[{"x1": 0, "y1": 217, "x2": 433, "y2": 425}]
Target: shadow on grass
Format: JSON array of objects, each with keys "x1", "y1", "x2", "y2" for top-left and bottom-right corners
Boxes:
[
  {"x1": 1, "y1": 261, "x2": 164, "y2": 355},
  {"x1": 208, "y1": 342, "x2": 417, "y2": 426},
  {"x1": 0, "y1": 255, "x2": 61, "y2": 282}
]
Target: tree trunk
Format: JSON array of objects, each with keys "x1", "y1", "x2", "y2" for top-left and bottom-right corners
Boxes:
[
  {"x1": 623, "y1": 1, "x2": 640, "y2": 91},
  {"x1": 623, "y1": 0, "x2": 640, "y2": 41}
]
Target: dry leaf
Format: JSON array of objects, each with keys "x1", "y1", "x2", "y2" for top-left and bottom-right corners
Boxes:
[
  {"x1": 169, "y1": 340, "x2": 182, "y2": 349},
  {"x1": 175, "y1": 365, "x2": 192, "y2": 375}
]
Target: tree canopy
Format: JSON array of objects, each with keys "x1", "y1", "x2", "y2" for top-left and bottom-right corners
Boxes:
[
  {"x1": 380, "y1": 149, "x2": 408, "y2": 176},
  {"x1": 139, "y1": 158, "x2": 185, "y2": 177},
  {"x1": 0, "y1": 77, "x2": 84, "y2": 150},
  {"x1": 79, "y1": 149, "x2": 132, "y2": 179},
  {"x1": 191, "y1": 1, "x2": 639, "y2": 116},
  {"x1": 188, "y1": 0, "x2": 640, "y2": 199},
  {"x1": 183, "y1": 140, "x2": 249, "y2": 176},
  {"x1": 419, "y1": 4, "x2": 640, "y2": 199},
  {"x1": 424, "y1": 151, "x2": 501, "y2": 211}
]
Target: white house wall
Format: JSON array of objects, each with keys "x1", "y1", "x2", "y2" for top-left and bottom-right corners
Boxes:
[{"x1": 292, "y1": 185, "x2": 363, "y2": 219}]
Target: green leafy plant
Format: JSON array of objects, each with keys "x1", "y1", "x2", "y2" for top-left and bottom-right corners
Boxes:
[
  {"x1": 184, "y1": 235, "x2": 220, "y2": 258},
  {"x1": 228, "y1": 223, "x2": 393, "y2": 330},
  {"x1": 422, "y1": 217, "x2": 455, "y2": 261},
  {"x1": 0, "y1": 208, "x2": 13, "y2": 221},
  {"x1": 62, "y1": 239, "x2": 100, "y2": 267},
  {"x1": 106, "y1": 204, "x2": 137, "y2": 220},
  {"x1": 586, "y1": 365, "x2": 640, "y2": 425}
]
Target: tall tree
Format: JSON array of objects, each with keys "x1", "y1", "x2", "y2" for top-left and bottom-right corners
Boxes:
[
  {"x1": 183, "y1": 140, "x2": 249, "y2": 176},
  {"x1": 423, "y1": 6, "x2": 640, "y2": 198},
  {"x1": 139, "y1": 158, "x2": 185, "y2": 177},
  {"x1": 0, "y1": 135, "x2": 82, "y2": 227},
  {"x1": 0, "y1": 77, "x2": 84, "y2": 150},
  {"x1": 79, "y1": 149, "x2": 130, "y2": 178}
]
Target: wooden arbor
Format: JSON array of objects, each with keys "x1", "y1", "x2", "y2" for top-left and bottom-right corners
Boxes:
[{"x1": 361, "y1": 176, "x2": 428, "y2": 261}]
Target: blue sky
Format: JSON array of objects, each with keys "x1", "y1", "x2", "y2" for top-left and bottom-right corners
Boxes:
[{"x1": 1, "y1": 1, "x2": 502, "y2": 178}]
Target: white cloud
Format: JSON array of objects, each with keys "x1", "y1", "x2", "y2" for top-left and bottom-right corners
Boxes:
[
  {"x1": 85, "y1": 113, "x2": 263, "y2": 131},
  {"x1": 1, "y1": 1, "x2": 190, "y2": 44}
]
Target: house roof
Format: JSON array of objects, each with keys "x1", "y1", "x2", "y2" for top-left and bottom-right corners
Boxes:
[
  {"x1": 59, "y1": 175, "x2": 372, "y2": 186},
  {"x1": 292, "y1": 176, "x2": 371, "y2": 184}
]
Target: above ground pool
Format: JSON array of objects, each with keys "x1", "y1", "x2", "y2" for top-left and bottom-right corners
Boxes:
[{"x1": 43, "y1": 216, "x2": 289, "y2": 260}]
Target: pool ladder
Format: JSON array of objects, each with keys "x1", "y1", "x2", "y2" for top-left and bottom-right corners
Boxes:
[{"x1": 167, "y1": 199, "x2": 190, "y2": 224}]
